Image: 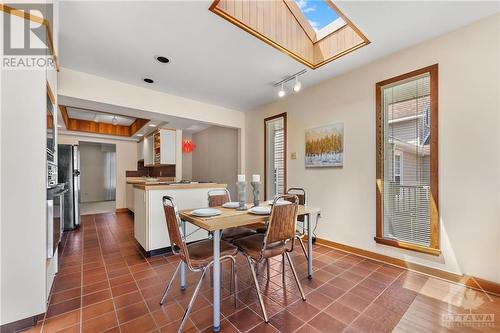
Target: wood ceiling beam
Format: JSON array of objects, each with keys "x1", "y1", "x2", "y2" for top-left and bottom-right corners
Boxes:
[
  {"x1": 58, "y1": 105, "x2": 149, "y2": 137},
  {"x1": 59, "y1": 105, "x2": 70, "y2": 128},
  {"x1": 129, "y1": 118, "x2": 149, "y2": 136}
]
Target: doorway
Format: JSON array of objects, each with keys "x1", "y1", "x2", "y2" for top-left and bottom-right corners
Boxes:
[
  {"x1": 264, "y1": 113, "x2": 287, "y2": 200},
  {"x1": 79, "y1": 141, "x2": 116, "y2": 215}
]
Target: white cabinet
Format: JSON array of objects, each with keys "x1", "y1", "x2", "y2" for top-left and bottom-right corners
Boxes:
[
  {"x1": 143, "y1": 135, "x2": 154, "y2": 166},
  {"x1": 126, "y1": 184, "x2": 135, "y2": 213},
  {"x1": 137, "y1": 139, "x2": 144, "y2": 161},
  {"x1": 160, "y1": 130, "x2": 176, "y2": 165},
  {"x1": 134, "y1": 188, "x2": 148, "y2": 249}
]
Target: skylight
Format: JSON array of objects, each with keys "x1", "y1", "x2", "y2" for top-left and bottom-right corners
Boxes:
[{"x1": 295, "y1": 0, "x2": 340, "y2": 32}]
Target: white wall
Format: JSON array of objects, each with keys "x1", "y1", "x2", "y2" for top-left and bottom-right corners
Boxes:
[
  {"x1": 79, "y1": 142, "x2": 115, "y2": 202},
  {"x1": 245, "y1": 14, "x2": 500, "y2": 282},
  {"x1": 192, "y1": 127, "x2": 239, "y2": 199},
  {"x1": 58, "y1": 133, "x2": 137, "y2": 209},
  {"x1": 1, "y1": 69, "x2": 48, "y2": 325},
  {"x1": 0, "y1": 11, "x2": 55, "y2": 325},
  {"x1": 182, "y1": 133, "x2": 193, "y2": 180}
]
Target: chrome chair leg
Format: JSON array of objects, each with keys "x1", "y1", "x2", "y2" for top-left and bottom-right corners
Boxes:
[
  {"x1": 159, "y1": 261, "x2": 181, "y2": 305},
  {"x1": 266, "y1": 258, "x2": 270, "y2": 280},
  {"x1": 285, "y1": 252, "x2": 306, "y2": 301},
  {"x1": 282, "y1": 253, "x2": 286, "y2": 284},
  {"x1": 297, "y1": 236, "x2": 308, "y2": 261},
  {"x1": 178, "y1": 267, "x2": 208, "y2": 333},
  {"x1": 247, "y1": 256, "x2": 268, "y2": 323},
  {"x1": 229, "y1": 256, "x2": 238, "y2": 308}
]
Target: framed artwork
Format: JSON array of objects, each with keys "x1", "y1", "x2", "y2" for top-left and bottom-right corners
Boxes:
[{"x1": 305, "y1": 123, "x2": 344, "y2": 167}]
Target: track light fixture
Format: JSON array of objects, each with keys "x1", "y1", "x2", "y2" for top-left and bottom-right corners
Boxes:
[
  {"x1": 93, "y1": 113, "x2": 98, "y2": 122},
  {"x1": 293, "y1": 76, "x2": 302, "y2": 92},
  {"x1": 278, "y1": 82, "x2": 286, "y2": 98},
  {"x1": 274, "y1": 69, "x2": 306, "y2": 98},
  {"x1": 112, "y1": 116, "x2": 117, "y2": 125}
]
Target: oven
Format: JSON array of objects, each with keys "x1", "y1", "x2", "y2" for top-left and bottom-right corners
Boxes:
[{"x1": 47, "y1": 184, "x2": 67, "y2": 258}]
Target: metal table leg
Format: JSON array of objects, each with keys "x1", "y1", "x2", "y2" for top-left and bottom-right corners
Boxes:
[
  {"x1": 212, "y1": 229, "x2": 221, "y2": 332},
  {"x1": 307, "y1": 213, "x2": 313, "y2": 279},
  {"x1": 180, "y1": 219, "x2": 186, "y2": 290}
]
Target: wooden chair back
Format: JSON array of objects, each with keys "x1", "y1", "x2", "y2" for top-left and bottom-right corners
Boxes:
[
  {"x1": 208, "y1": 188, "x2": 231, "y2": 207},
  {"x1": 264, "y1": 194, "x2": 299, "y2": 247}
]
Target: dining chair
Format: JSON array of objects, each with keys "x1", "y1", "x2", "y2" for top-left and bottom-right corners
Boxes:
[
  {"x1": 286, "y1": 188, "x2": 309, "y2": 261},
  {"x1": 208, "y1": 188, "x2": 257, "y2": 243},
  {"x1": 160, "y1": 195, "x2": 239, "y2": 333},
  {"x1": 233, "y1": 194, "x2": 306, "y2": 323}
]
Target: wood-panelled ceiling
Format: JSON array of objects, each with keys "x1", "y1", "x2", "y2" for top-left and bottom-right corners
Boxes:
[
  {"x1": 209, "y1": 0, "x2": 369, "y2": 69},
  {"x1": 59, "y1": 106, "x2": 148, "y2": 137}
]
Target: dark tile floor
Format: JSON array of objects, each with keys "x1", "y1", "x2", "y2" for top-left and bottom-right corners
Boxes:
[{"x1": 24, "y1": 213, "x2": 500, "y2": 333}]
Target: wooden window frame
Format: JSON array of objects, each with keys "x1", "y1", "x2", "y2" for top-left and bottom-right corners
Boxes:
[
  {"x1": 264, "y1": 112, "x2": 287, "y2": 200},
  {"x1": 375, "y1": 64, "x2": 440, "y2": 256}
]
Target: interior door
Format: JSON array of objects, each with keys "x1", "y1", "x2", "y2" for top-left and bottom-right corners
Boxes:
[{"x1": 264, "y1": 113, "x2": 287, "y2": 200}]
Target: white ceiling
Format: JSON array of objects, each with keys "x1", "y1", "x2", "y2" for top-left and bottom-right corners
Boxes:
[
  {"x1": 67, "y1": 107, "x2": 136, "y2": 126},
  {"x1": 59, "y1": 1, "x2": 499, "y2": 112}
]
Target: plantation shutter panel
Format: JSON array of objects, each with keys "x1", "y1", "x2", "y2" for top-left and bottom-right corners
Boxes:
[
  {"x1": 381, "y1": 74, "x2": 432, "y2": 247},
  {"x1": 274, "y1": 128, "x2": 285, "y2": 195}
]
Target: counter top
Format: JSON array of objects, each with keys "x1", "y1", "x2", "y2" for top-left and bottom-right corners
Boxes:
[
  {"x1": 133, "y1": 183, "x2": 227, "y2": 190},
  {"x1": 126, "y1": 177, "x2": 175, "y2": 184}
]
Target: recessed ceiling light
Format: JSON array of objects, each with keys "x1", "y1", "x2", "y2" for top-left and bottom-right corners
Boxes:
[
  {"x1": 136, "y1": 133, "x2": 143, "y2": 137},
  {"x1": 155, "y1": 56, "x2": 169, "y2": 64},
  {"x1": 143, "y1": 78, "x2": 154, "y2": 84},
  {"x1": 148, "y1": 124, "x2": 156, "y2": 127}
]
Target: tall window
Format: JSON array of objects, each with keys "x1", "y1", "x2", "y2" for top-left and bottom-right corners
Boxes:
[
  {"x1": 376, "y1": 64, "x2": 439, "y2": 255},
  {"x1": 264, "y1": 113, "x2": 287, "y2": 200}
]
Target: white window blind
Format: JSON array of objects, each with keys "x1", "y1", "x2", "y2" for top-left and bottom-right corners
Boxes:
[
  {"x1": 273, "y1": 127, "x2": 285, "y2": 195},
  {"x1": 381, "y1": 74, "x2": 431, "y2": 247}
]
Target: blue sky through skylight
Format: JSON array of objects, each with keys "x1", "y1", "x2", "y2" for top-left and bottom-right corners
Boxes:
[{"x1": 295, "y1": 0, "x2": 340, "y2": 31}]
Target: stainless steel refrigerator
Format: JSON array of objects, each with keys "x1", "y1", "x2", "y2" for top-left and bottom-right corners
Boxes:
[{"x1": 58, "y1": 144, "x2": 81, "y2": 230}]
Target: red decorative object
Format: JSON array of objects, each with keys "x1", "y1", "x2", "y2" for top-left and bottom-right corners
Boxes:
[{"x1": 182, "y1": 139, "x2": 196, "y2": 153}]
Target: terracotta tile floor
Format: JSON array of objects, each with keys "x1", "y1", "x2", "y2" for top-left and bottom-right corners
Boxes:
[{"x1": 24, "y1": 212, "x2": 500, "y2": 333}]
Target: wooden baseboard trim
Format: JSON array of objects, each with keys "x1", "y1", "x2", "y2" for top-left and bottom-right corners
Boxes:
[
  {"x1": 315, "y1": 237, "x2": 500, "y2": 297},
  {"x1": 115, "y1": 208, "x2": 131, "y2": 213}
]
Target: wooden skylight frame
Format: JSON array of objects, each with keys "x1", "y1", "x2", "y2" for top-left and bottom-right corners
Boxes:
[{"x1": 209, "y1": 0, "x2": 370, "y2": 69}]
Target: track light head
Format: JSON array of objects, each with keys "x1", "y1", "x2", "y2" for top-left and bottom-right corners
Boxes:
[
  {"x1": 293, "y1": 76, "x2": 302, "y2": 92},
  {"x1": 278, "y1": 83, "x2": 286, "y2": 98},
  {"x1": 93, "y1": 113, "x2": 99, "y2": 122},
  {"x1": 112, "y1": 116, "x2": 117, "y2": 125}
]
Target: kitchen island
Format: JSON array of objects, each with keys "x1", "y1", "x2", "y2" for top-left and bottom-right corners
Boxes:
[{"x1": 131, "y1": 182, "x2": 227, "y2": 255}]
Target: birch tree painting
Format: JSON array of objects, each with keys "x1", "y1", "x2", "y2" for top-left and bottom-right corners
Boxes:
[{"x1": 305, "y1": 123, "x2": 344, "y2": 167}]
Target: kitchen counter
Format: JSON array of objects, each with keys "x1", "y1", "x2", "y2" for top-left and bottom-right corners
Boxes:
[
  {"x1": 131, "y1": 182, "x2": 228, "y2": 255},
  {"x1": 133, "y1": 182, "x2": 226, "y2": 190},
  {"x1": 126, "y1": 177, "x2": 175, "y2": 184}
]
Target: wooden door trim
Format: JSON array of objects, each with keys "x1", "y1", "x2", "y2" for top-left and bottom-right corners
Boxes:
[{"x1": 264, "y1": 112, "x2": 287, "y2": 200}]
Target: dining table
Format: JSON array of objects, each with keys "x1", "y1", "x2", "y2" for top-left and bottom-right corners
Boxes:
[{"x1": 179, "y1": 204, "x2": 321, "y2": 332}]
